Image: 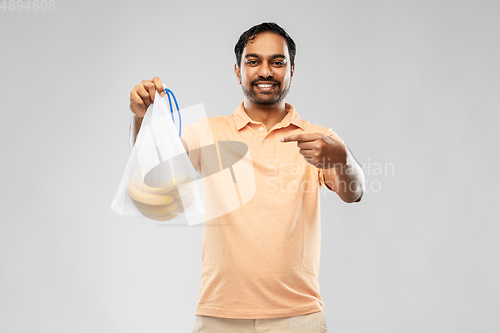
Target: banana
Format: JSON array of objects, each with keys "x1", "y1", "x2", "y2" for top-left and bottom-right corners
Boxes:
[
  {"x1": 139, "y1": 210, "x2": 178, "y2": 221},
  {"x1": 128, "y1": 176, "x2": 174, "y2": 195},
  {"x1": 171, "y1": 189, "x2": 180, "y2": 199},
  {"x1": 127, "y1": 179, "x2": 175, "y2": 206},
  {"x1": 145, "y1": 204, "x2": 184, "y2": 221},
  {"x1": 171, "y1": 207, "x2": 183, "y2": 215},
  {"x1": 130, "y1": 199, "x2": 179, "y2": 215},
  {"x1": 149, "y1": 173, "x2": 190, "y2": 189},
  {"x1": 127, "y1": 173, "x2": 192, "y2": 219}
]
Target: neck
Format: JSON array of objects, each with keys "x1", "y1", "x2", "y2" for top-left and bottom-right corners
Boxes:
[{"x1": 243, "y1": 99, "x2": 288, "y2": 131}]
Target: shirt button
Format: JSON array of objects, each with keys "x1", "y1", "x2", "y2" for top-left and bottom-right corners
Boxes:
[
  {"x1": 264, "y1": 139, "x2": 267, "y2": 142},
  {"x1": 259, "y1": 127, "x2": 263, "y2": 131}
]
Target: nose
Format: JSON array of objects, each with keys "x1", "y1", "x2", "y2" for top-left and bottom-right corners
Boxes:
[{"x1": 257, "y1": 61, "x2": 273, "y2": 78}]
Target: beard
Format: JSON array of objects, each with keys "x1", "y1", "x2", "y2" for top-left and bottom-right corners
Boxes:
[{"x1": 241, "y1": 78, "x2": 292, "y2": 107}]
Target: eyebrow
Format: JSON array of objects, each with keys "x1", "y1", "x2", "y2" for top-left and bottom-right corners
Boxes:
[{"x1": 244, "y1": 53, "x2": 287, "y2": 60}]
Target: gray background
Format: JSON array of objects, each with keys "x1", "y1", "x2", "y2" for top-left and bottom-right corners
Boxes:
[{"x1": 1, "y1": 0, "x2": 499, "y2": 332}]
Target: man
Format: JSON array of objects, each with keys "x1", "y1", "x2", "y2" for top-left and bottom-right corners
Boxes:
[{"x1": 129, "y1": 22, "x2": 364, "y2": 333}]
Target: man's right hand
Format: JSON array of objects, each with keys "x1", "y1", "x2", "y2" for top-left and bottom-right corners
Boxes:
[
  {"x1": 128, "y1": 76, "x2": 189, "y2": 154},
  {"x1": 130, "y1": 77, "x2": 166, "y2": 118}
]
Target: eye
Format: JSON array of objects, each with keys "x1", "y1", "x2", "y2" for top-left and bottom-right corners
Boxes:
[
  {"x1": 247, "y1": 60, "x2": 258, "y2": 65},
  {"x1": 273, "y1": 61, "x2": 285, "y2": 66}
]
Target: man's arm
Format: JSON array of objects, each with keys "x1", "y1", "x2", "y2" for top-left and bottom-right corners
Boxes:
[
  {"x1": 280, "y1": 132, "x2": 365, "y2": 203},
  {"x1": 323, "y1": 146, "x2": 365, "y2": 203}
]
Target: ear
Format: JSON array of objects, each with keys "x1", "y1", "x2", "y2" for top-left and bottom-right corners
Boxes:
[
  {"x1": 291, "y1": 63, "x2": 295, "y2": 78},
  {"x1": 234, "y1": 64, "x2": 241, "y2": 85}
]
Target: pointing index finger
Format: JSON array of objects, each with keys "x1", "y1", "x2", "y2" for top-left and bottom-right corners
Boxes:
[{"x1": 280, "y1": 133, "x2": 316, "y2": 142}]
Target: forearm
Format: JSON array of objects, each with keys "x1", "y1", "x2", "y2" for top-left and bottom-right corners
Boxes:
[{"x1": 323, "y1": 147, "x2": 365, "y2": 203}]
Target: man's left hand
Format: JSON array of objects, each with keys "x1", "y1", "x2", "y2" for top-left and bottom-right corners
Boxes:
[{"x1": 280, "y1": 133, "x2": 347, "y2": 169}]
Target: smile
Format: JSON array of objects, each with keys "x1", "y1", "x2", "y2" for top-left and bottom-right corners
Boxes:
[{"x1": 254, "y1": 83, "x2": 277, "y2": 91}]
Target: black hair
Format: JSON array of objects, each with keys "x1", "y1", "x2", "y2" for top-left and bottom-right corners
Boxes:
[{"x1": 234, "y1": 22, "x2": 296, "y2": 68}]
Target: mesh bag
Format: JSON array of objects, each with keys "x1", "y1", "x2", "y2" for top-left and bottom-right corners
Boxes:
[{"x1": 111, "y1": 87, "x2": 204, "y2": 225}]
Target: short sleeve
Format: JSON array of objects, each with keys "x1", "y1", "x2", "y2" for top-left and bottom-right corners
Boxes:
[
  {"x1": 318, "y1": 128, "x2": 346, "y2": 190},
  {"x1": 181, "y1": 118, "x2": 206, "y2": 173}
]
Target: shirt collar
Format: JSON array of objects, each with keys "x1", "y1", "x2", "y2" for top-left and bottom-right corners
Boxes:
[{"x1": 234, "y1": 102, "x2": 306, "y2": 131}]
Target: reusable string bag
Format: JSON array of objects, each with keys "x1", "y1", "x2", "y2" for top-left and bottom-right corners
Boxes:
[{"x1": 111, "y1": 87, "x2": 204, "y2": 225}]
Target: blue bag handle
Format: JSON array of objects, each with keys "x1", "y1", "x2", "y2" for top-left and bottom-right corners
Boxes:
[{"x1": 164, "y1": 88, "x2": 182, "y2": 137}]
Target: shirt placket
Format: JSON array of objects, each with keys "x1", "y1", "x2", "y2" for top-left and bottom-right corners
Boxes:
[{"x1": 252, "y1": 123, "x2": 286, "y2": 148}]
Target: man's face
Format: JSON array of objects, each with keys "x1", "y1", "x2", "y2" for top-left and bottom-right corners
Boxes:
[{"x1": 234, "y1": 32, "x2": 295, "y2": 107}]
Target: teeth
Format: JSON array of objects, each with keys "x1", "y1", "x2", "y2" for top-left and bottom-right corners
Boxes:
[{"x1": 257, "y1": 84, "x2": 274, "y2": 88}]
